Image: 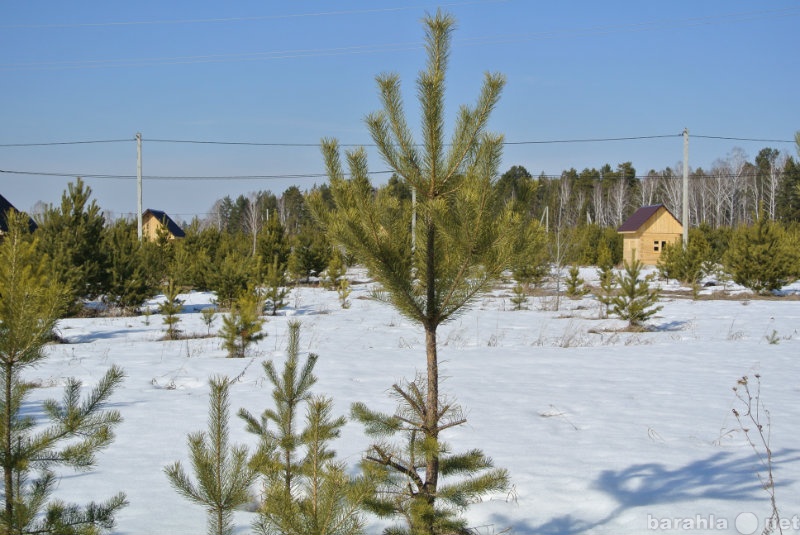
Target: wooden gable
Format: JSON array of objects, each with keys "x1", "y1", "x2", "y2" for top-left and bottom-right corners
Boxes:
[
  {"x1": 142, "y1": 209, "x2": 185, "y2": 241},
  {"x1": 618, "y1": 204, "x2": 682, "y2": 265}
]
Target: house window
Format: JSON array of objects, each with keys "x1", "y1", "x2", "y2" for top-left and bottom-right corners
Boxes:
[
  {"x1": 653, "y1": 240, "x2": 660, "y2": 252},
  {"x1": 661, "y1": 241, "x2": 667, "y2": 252}
]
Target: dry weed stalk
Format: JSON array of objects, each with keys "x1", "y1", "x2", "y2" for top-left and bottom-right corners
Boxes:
[{"x1": 732, "y1": 374, "x2": 782, "y2": 535}]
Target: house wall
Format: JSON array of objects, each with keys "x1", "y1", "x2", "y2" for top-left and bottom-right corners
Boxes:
[
  {"x1": 621, "y1": 208, "x2": 682, "y2": 265},
  {"x1": 142, "y1": 215, "x2": 168, "y2": 241}
]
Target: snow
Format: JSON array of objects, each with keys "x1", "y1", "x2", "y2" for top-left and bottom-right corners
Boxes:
[{"x1": 27, "y1": 268, "x2": 800, "y2": 534}]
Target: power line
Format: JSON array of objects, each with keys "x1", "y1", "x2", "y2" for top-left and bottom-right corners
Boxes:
[
  {"x1": 0, "y1": 139, "x2": 132, "y2": 147},
  {"x1": 0, "y1": 168, "x2": 787, "y2": 183},
  {"x1": 0, "y1": 169, "x2": 393, "y2": 181},
  {"x1": 692, "y1": 134, "x2": 796, "y2": 144},
  {"x1": 3, "y1": 7, "x2": 796, "y2": 71},
  {"x1": 2, "y1": 1, "x2": 503, "y2": 29},
  {"x1": 3, "y1": 132, "x2": 795, "y2": 149},
  {"x1": 504, "y1": 134, "x2": 681, "y2": 145}
]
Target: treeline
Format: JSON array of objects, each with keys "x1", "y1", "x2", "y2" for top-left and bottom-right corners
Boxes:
[
  {"x1": 21, "y1": 143, "x2": 800, "y2": 315},
  {"x1": 495, "y1": 146, "x2": 800, "y2": 229}
]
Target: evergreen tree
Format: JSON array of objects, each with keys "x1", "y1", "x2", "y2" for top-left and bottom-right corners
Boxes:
[
  {"x1": 777, "y1": 157, "x2": 800, "y2": 222},
  {"x1": 263, "y1": 256, "x2": 290, "y2": 316},
  {"x1": 595, "y1": 265, "x2": 616, "y2": 318},
  {"x1": 723, "y1": 216, "x2": 798, "y2": 294},
  {"x1": 610, "y1": 258, "x2": 662, "y2": 328},
  {"x1": 201, "y1": 307, "x2": 217, "y2": 336},
  {"x1": 657, "y1": 230, "x2": 711, "y2": 286},
  {"x1": 102, "y1": 219, "x2": 158, "y2": 312},
  {"x1": 0, "y1": 211, "x2": 127, "y2": 534},
  {"x1": 351, "y1": 375, "x2": 509, "y2": 535},
  {"x1": 220, "y1": 287, "x2": 266, "y2": 358},
  {"x1": 165, "y1": 376, "x2": 256, "y2": 535},
  {"x1": 239, "y1": 322, "x2": 368, "y2": 535},
  {"x1": 209, "y1": 252, "x2": 257, "y2": 310},
  {"x1": 36, "y1": 178, "x2": 108, "y2": 312},
  {"x1": 174, "y1": 221, "x2": 219, "y2": 291},
  {"x1": 565, "y1": 264, "x2": 589, "y2": 298},
  {"x1": 287, "y1": 227, "x2": 330, "y2": 284},
  {"x1": 312, "y1": 12, "x2": 525, "y2": 533},
  {"x1": 257, "y1": 211, "x2": 290, "y2": 270},
  {"x1": 509, "y1": 281, "x2": 529, "y2": 311},
  {"x1": 324, "y1": 249, "x2": 347, "y2": 291},
  {"x1": 337, "y1": 278, "x2": 352, "y2": 310},
  {"x1": 159, "y1": 278, "x2": 183, "y2": 340}
]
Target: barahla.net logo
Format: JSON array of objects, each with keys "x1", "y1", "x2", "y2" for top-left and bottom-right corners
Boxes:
[{"x1": 647, "y1": 512, "x2": 800, "y2": 533}]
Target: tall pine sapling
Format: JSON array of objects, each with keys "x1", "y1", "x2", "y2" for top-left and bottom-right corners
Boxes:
[
  {"x1": 159, "y1": 278, "x2": 183, "y2": 340},
  {"x1": 312, "y1": 12, "x2": 528, "y2": 533},
  {"x1": 0, "y1": 210, "x2": 127, "y2": 535},
  {"x1": 610, "y1": 257, "x2": 662, "y2": 329},
  {"x1": 165, "y1": 376, "x2": 257, "y2": 535},
  {"x1": 239, "y1": 322, "x2": 368, "y2": 535},
  {"x1": 35, "y1": 177, "x2": 108, "y2": 313}
]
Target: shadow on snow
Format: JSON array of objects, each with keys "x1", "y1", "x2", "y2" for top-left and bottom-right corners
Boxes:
[{"x1": 491, "y1": 448, "x2": 800, "y2": 535}]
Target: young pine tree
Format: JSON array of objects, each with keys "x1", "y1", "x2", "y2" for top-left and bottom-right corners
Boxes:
[
  {"x1": 351, "y1": 375, "x2": 509, "y2": 535},
  {"x1": 209, "y1": 252, "x2": 257, "y2": 310},
  {"x1": 262, "y1": 255, "x2": 290, "y2": 316},
  {"x1": 35, "y1": 177, "x2": 108, "y2": 312},
  {"x1": 610, "y1": 258, "x2": 662, "y2": 329},
  {"x1": 201, "y1": 307, "x2": 218, "y2": 336},
  {"x1": 723, "y1": 216, "x2": 798, "y2": 295},
  {"x1": 324, "y1": 249, "x2": 347, "y2": 291},
  {"x1": 159, "y1": 278, "x2": 183, "y2": 340},
  {"x1": 220, "y1": 287, "x2": 266, "y2": 358},
  {"x1": 238, "y1": 322, "x2": 368, "y2": 535},
  {"x1": 0, "y1": 210, "x2": 127, "y2": 534},
  {"x1": 165, "y1": 376, "x2": 257, "y2": 535},
  {"x1": 565, "y1": 264, "x2": 589, "y2": 298},
  {"x1": 102, "y1": 219, "x2": 158, "y2": 312},
  {"x1": 311, "y1": 12, "x2": 527, "y2": 533},
  {"x1": 657, "y1": 230, "x2": 711, "y2": 287}
]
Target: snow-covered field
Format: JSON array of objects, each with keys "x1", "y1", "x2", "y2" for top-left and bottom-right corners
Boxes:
[{"x1": 29, "y1": 269, "x2": 800, "y2": 535}]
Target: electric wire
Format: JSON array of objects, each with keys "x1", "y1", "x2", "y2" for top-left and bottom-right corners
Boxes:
[
  {"x1": 1, "y1": 1, "x2": 504, "y2": 29},
  {"x1": 2, "y1": 133, "x2": 794, "y2": 149},
  {"x1": 2, "y1": 7, "x2": 797, "y2": 71},
  {"x1": 0, "y1": 132, "x2": 793, "y2": 181}
]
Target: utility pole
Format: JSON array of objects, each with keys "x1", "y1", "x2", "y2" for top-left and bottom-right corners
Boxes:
[
  {"x1": 682, "y1": 128, "x2": 689, "y2": 249},
  {"x1": 136, "y1": 132, "x2": 143, "y2": 242}
]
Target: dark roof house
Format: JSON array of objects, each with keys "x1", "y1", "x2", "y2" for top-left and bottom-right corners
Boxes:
[
  {"x1": 0, "y1": 194, "x2": 38, "y2": 234},
  {"x1": 142, "y1": 209, "x2": 186, "y2": 241},
  {"x1": 617, "y1": 204, "x2": 682, "y2": 265}
]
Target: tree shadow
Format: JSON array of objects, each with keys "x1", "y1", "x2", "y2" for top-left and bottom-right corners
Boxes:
[
  {"x1": 654, "y1": 320, "x2": 692, "y2": 332},
  {"x1": 489, "y1": 449, "x2": 800, "y2": 535}
]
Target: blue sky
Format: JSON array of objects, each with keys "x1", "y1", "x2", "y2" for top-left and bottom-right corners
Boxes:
[{"x1": 1, "y1": 1, "x2": 798, "y2": 220}]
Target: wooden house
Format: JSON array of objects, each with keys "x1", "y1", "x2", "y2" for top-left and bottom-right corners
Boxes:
[
  {"x1": 142, "y1": 209, "x2": 185, "y2": 241},
  {"x1": 617, "y1": 204, "x2": 682, "y2": 265},
  {"x1": 0, "y1": 194, "x2": 38, "y2": 236}
]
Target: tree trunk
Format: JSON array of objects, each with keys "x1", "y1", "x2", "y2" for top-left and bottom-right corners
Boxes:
[
  {"x1": 423, "y1": 221, "x2": 440, "y2": 533},
  {"x1": 4, "y1": 360, "x2": 13, "y2": 532}
]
